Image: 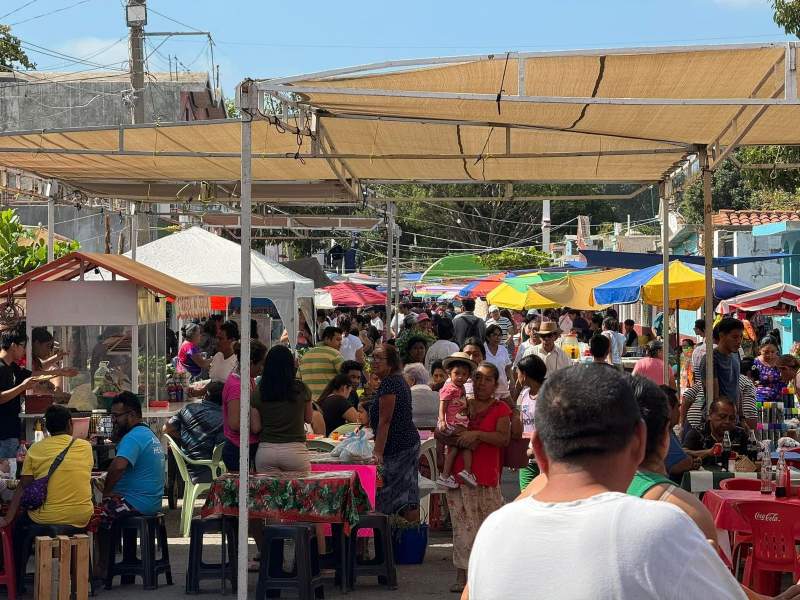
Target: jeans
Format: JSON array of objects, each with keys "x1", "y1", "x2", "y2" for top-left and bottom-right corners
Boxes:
[{"x1": 0, "y1": 438, "x2": 19, "y2": 459}]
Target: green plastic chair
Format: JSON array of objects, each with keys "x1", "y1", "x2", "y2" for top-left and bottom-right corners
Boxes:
[
  {"x1": 331, "y1": 422, "x2": 359, "y2": 436},
  {"x1": 306, "y1": 439, "x2": 336, "y2": 453},
  {"x1": 163, "y1": 435, "x2": 225, "y2": 537}
]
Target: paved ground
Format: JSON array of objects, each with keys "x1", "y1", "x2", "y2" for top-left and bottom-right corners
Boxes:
[{"x1": 72, "y1": 472, "x2": 522, "y2": 600}]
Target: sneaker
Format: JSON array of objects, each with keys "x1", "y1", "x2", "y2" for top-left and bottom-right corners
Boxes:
[
  {"x1": 437, "y1": 474, "x2": 459, "y2": 489},
  {"x1": 458, "y1": 470, "x2": 478, "y2": 488}
]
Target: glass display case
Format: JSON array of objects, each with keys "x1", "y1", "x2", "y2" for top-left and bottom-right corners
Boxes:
[{"x1": 137, "y1": 288, "x2": 168, "y2": 403}]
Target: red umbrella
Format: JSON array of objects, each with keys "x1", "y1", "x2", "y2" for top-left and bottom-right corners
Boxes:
[
  {"x1": 459, "y1": 273, "x2": 507, "y2": 299},
  {"x1": 324, "y1": 282, "x2": 387, "y2": 307}
]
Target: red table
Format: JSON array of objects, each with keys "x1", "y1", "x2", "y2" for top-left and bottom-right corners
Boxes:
[
  {"x1": 311, "y1": 463, "x2": 376, "y2": 538},
  {"x1": 703, "y1": 489, "x2": 800, "y2": 534}
]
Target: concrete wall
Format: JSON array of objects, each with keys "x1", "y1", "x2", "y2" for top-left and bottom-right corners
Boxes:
[{"x1": 732, "y1": 230, "x2": 782, "y2": 290}]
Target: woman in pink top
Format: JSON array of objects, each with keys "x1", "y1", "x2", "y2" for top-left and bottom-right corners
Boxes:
[
  {"x1": 221, "y1": 339, "x2": 268, "y2": 472},
  {"x1": 632, "y1": 340, "x2": 677, "y2": 389}
]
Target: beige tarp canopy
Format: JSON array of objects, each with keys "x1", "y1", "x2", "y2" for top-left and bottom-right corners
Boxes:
[{"x1": 1, "y1": 43, "x2": 799, "y2": 195}]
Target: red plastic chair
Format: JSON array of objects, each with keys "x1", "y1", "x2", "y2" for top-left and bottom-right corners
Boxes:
[
  {"x1": 720, "y1": 478, "x2": 762, "y2": 491},
  {"x1": 0, "y1": 525, "x2": 16, "y2": 600},
  {"x1": 735, "y1": 501, "x2": 800, "y2": 595}
]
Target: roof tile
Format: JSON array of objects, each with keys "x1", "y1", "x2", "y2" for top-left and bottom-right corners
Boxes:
[{"x1": 713, "y1": 209, "x2": 800, "y2": 227}]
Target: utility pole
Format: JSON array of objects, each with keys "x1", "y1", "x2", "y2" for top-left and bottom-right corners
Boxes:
[
  {"x1": 541, "y1": 199, "x2": 551, "y2": 254},
  {"x1": 125, "y1": 0, "x2": 147, "y2": 124}
]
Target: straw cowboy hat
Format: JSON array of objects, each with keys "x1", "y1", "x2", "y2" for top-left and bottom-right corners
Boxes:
[
  {"x1": 536, "y1": 321, "x2": 560, "y2": 336},
  {"x1": 442, "y1": 351, "x2": 478, "y2": 371}
]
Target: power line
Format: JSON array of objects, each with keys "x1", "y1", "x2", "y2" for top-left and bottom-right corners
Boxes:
[
  {"x1": 0, "y1": 0, "x2": 38, "y2": 21},
  {"x1": 9, "y1": 0, "x2": 92, "y2": 26},
  {"x1": 146, "y1": 6, "x2": 204, "y2": 34}
]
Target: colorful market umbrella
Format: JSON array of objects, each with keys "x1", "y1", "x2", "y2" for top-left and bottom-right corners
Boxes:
[
  {"x1": 459, "y1": 273, "x2": 507, "y2": 299},
  {"x1": 421, "y1": 254, "x2": 494, "y2": 281},
  {"x1": 414, "y1": 284, "x2": 465, "y2": 298},
  {"x1": 323, "y1": 282, "x2": 387, "y2": 307},
  {"x1": 526, "y1": 269, "x2": 633, "y2": 310},
  {"x1": 717, "y1": 282, "x2": 800, "y2": 315},
  {"x1": 485, "y1": 272, "x2": 567, "y2": 310},
  {"x1": 593, "y1": 261, "x2": 755, "y2": 310}
]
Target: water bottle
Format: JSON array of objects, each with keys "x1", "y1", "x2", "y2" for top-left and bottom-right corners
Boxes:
[
  {"x1": 761, "y1": 442, "x2": 773, "y2": 495},
  {"x1": 776, "y1": 450, "x2": 788, "y2": 498}
]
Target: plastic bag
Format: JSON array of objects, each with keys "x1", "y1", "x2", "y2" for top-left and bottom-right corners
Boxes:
[{"x1": 331, "y1": 429, "x2": 374, "y2": 461}]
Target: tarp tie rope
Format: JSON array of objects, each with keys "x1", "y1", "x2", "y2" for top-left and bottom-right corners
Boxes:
[
  {"x1": 369, "y1": 120, "x2": 380, "y2": 164},
  {"x1": 496, "y1": 52, "x2": 511, "y2": 115}
]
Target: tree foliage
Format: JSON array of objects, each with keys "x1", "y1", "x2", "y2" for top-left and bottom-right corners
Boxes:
[
  {"x1": 0, "y1": 24, "x2": 34, "y2": 71},
  {"x1": 772, "y1": 0, "x2": 800, "y2": 37},
  {"x1": 0, "y1": 209, "x2": 79, "y2": 282},
  {"x1": 476, "y1": 247, "x2": 551, "y2": 270}
]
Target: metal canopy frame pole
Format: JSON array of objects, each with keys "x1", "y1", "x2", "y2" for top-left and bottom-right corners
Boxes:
[
  {"x1": 236, "y1": 80, "x2": 254, "y2": 600},
  {"x1": 385, "y1": 202, "x2": 394, "y2": 340},
  {"x1": 46, "y1": 182, "x2": 55, "y2": 263},
  {"x1": 660, "y1": 182, "x2": 670, "y2": 385},
  {"x1": 130, "y1": 202, "x2": 138, "y2": 260},
  {"x1": 700, "y1": 147, "x2": 715, "y2": 403},
  {"x1": 394, "y1": 221, "x2": 401, "y2": 317}
]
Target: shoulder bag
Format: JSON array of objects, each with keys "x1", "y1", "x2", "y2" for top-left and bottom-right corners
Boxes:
[{"x1": 20, "y1": 438, "x2": 76, "y2": 510}]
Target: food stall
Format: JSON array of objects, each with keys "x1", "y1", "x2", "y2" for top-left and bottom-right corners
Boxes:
[{"x1": 0, "y1": 251, "x2": 210, "y2": 436}]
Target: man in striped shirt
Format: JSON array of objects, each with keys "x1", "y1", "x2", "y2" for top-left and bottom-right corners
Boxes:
[
  {"x1": 485, "y1": 305, "x2": 514, "y2": 346},
  {"x1": 299, "y1": 326, "x2": 344, "y2": 401}
]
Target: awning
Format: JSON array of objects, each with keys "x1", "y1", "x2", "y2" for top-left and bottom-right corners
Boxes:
[
  {"x1": 527, "y1": 269, "x2": 633, "y2": 310},
  {"x1": 486, "y1": 272, "x2": 568, "y2": 310},
  {"x1": 0, "y1": 251, "x2": 210, "y2": 318},
  {"x1": 580, "y1": 249, "x2": 800, "y2": 269},
  {"x1": 323, "y1": 282, "x2": 387, "y2": 307},
  {"x1": 717, "y1": 283, "x2": 800, "y2": 315},
  {"x1": 420, "y1": 254, "x2": 494, "y2": 281}
]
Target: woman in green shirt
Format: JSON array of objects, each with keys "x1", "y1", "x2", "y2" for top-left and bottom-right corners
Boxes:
[{"x1": 252, "y1": 345, "x2": 313, "y2": 476}]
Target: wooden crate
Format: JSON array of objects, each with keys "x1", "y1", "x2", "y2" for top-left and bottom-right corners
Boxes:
[{"x1": 34, "y1": 535, "x2": 89, "y2": 600}]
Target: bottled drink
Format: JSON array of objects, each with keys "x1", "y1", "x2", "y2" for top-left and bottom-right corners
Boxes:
[
  {"x1": 776, "y1": 450, "x2": 787, "y2": 498},
  {"x1": 761, "y1": 444, "x2": 773, "y2": 495},
  {"x1": 14, "y1": 442, "x2": 27, "y2": 479},
  {"x1": 722, "y1": 431, "x2": 732, "y2": 470},
  {"x1": 33, "y1": 419, "x2": 45, "y2": 444},
  {"x1": 747, "y1": 430, "x2": 759, "y2": 461}
]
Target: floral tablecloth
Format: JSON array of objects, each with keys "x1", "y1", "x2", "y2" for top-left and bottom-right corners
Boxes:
[{"x1": 200, "y1": 470, "x2": 372, "y2": 534}]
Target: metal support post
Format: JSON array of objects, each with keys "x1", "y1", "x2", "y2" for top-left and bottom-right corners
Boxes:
[
  {"x1": 236, "y1": 80, "x2": 253, "y2": 600},
  {"x1": 126, "y1": 1, "x2": 147, "y2": 124},
  {"x1": 130, "y1": 202, "x2": 138, "y2": 260},
  {"x1": 46, "y1": 181, "x2": 55, "y2": 263},
  {"x1": 660, "y1": 182, "x2": 670, "y2": 384},
  {"x1": 700, "y1": 148, "x2": 715, "y2": 401},
  {"x1": 542, "y1": 199, "x2": 551, "y2": 253},
  {"x1": 394, "y1": 223, "x2": 401, "y2": 317},
  {"x1": 385, "y1": 202, "x2": 394, "y2": 340}
]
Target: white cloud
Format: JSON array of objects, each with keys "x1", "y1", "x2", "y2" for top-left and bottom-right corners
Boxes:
[
  {"x1": 711, "y1": 0, "x2": 767, "y2": 8},
  {"x1": 54, "y1": 37, "x2": 129, "y2": 70}
]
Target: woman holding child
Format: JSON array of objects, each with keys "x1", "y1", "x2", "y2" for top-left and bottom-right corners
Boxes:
[{"x1": 445, "y1": 360, "x2": 511, "y2": 594}]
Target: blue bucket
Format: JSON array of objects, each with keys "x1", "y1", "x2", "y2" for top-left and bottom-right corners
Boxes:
[{"x1": 392, "y1": 524, "x2": 428, "y2": 564}]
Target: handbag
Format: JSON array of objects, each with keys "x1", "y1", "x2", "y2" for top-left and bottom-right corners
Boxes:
[
  {"x1": 20, "y1": 438, "x2": 76, "y2": 511},
  {"x1": 503, "y1": 404, "x2": 529, "y2": 469}
]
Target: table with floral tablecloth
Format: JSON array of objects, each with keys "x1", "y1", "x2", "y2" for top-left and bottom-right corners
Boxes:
[{"x1": 200, "y1": 470, "x2": 372, "y2": 534}]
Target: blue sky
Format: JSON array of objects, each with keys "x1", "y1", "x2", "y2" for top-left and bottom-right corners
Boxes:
[{"x1": 4, "y1": 0, "x2": 794, "y2": 97}]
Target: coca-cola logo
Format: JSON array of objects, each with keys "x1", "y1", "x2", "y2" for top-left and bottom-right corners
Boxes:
[{"x1": 755, "y1": 512, "x2": 780, "y2": 522}]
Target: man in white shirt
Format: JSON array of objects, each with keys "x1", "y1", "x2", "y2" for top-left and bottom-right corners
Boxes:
[
  {"x1": 602, "y1": 317, "x2": 627, "y2": 367},
  {"x1": 338, "y1": 317, "x2": 365, "y2": 363},
  {"x1": 207, "y1": 320, "x2": 240, "y2": 382},
  {"x1": 466, "y1": 364, "x2": 749, "y2": 600},
  {"x1": 390, "y1": 302, "x2": 411, "y2": 337},
  {"x1": 369, "y1": 308, "x2": 385, "y2": 335},
  {"x1": 523, "y1": 321, "x2": 571, "y2": 372}
]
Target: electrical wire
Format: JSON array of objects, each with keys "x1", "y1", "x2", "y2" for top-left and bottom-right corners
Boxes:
[
  {"x1": 9, "y1": 0, "x2": 93, "y2": 26},
  {"x1": 146, "y1": 6, "x2": 205, "y2": 34},
  {"x1": 0, "y1": 0, "x2": 38, "y2": 21}
]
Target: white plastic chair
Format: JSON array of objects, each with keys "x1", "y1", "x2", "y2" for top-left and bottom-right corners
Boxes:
[
  {"x1": 418, "y1": 437, "x2": 444, "y2": 523},
  {"x1": 163, "y1": 435, "x2": 225, "y2": 537}
]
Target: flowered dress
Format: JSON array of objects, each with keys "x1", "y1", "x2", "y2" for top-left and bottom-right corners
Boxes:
[{"x1": 754, "y1": 358, "x2": 783, "y2": 404}]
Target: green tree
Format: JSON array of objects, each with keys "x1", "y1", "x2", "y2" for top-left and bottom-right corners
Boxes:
[
  {"x1": 476, "y1": 247, "x2": 551, "y2": 270},
  {"x1": 677, "y1": 158, "x2": 751, "y2": 223},
  {"x1": 0, "y1": 24, "x2": 35, "y2": 71},
  {"x1": 0, "y1": 209, "x2": 78, "y2": 282},
  {"x1": 772, "y1": 0, "x2": 800, "y2": 37}
]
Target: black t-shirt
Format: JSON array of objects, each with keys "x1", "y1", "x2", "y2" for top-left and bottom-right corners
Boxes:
[
  {"x1": 0, "y1": 359, "x2": 25, "y2": 441},
  {"x1": 320, "y1": 393, "x2": 353, "y2": 435}
]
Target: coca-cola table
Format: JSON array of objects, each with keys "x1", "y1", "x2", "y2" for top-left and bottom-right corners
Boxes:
[{"x1": 702, "y1": 489, "x2": 800, "y2": 534}]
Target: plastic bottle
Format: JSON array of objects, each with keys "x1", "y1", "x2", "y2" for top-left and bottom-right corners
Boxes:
[
  {"x1": 747, "y1": 429, "x2": 759, "y2": 462},
  {"x1": 760, "y1": 442, "x2": 772, "y2": 495},
  {"x1": 14, "y1": 443, "x2": 27, "y2": 479},
  {"x1": 33, "y1": 419, "x2": 44, "y2": 444},
  {"x1": 776, "y1": 450, "x2": 788, "y2": 498}
]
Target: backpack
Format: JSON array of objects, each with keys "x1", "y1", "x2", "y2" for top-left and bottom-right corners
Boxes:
[{"x1": 462, "y1": 315, "x2": 484, "y2": 344}]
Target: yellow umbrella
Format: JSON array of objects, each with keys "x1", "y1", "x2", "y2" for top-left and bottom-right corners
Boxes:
[
  {"x1": 485, "y1": 272, "x2": 564, "y2": 310},
  {"x1": 527, "y1": 269, "x2": 633, "y2": 310}
]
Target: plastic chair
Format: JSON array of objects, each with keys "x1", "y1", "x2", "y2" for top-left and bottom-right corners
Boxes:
[
  {"x1": 735, "y1": 500, "x2": 800, "y2": 595},
  {"x1": 331, "y1": 423, "x2": 359, "y2": 436},
  {"x1": 720, "y1": 478, "x2": 762, "y2": 491},
  {"x1": 163, "y1": 436, "x2": 225, "y2": 538},
  {"x1": 418, "y1": 438, "x2": 444, "y2": 525},
  {"x1": 0, "y1": 526, "x2": 15, "y2": 600},
  {"x1": 306, "y1": 440, "x2": 336, "y2": 453}
]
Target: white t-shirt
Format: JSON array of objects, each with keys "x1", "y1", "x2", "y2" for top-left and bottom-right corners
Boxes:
[
  {"x1": 370, "y1": 317, "x2": 384, "y2": 333},
  {"x1": 468, "y1": 492, "x2": 746, "y2": 600},
  {"x1": 424, "y1": 339, "x2": 460, "y2": 372},
  {"x1": 339, "y1": 333, "x2": 363, "y2": 362},
  {"x1": 484, "y1": 344, "x2": 511, "y2": 398},
  {"x1": 518, "y1": 386, "x2": 535, "y2": 435},
  {"x1": 390, "y1": 313, "x2": 406, "y2": 335},
  {"x1": 603, "y1": 330, "x2": 627, "y2": 365},
  {"x1": 208, "y1": 352, "x2": 237, "y2": 382}
]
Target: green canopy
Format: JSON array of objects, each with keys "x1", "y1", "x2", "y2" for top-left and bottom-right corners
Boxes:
[
  {"x1": 503, "y1": 272, "x2": 565, "y2": 291},
  {"x1": 421, "y1": 254, "x2": 495, "y2": 281}
]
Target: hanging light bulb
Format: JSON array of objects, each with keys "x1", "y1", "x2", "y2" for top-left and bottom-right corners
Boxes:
[{"x1": 456, "y1": 218, "x2": 462, "y2": 224}]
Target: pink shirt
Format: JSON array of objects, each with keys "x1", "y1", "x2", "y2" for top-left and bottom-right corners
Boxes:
[
  {"x1": 632, "y1": 356, "x2": 668, "y2": 386},
  {"x1": 440, "y1": 380, "x2": 469, "y2": 428},
  {"x1": 222, "y1": 372, "x2": 258, "y2": 446}
]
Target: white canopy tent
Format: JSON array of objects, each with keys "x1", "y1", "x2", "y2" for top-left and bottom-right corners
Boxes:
[{"x1": 92, "y1": 227, "x2": 314, "y2": 344}]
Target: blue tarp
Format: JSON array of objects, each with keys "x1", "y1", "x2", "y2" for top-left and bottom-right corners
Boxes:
[{"x1": 580, "y1": 250, "x2": 799, "y2": 269}]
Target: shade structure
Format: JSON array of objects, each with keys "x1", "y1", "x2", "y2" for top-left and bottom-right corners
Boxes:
[
  {"x1": 717, "y1": 283, "x2": 800, "y2": 315},
  {"x1": 346, "y1": 272, "x2": 384, "y2": 287},
  {"x1": 593, "y1": 261, "x2": 755, "y2": 310},
  {"x1": 282, "y1": 257, "x2": 334, "y2": 288},
  {"x1": 580, "y1": 249, "x2": 800, "y2": 269},
  {"x1": 527, "y1": 269, "x2": 633, "y2": 310},
  {"x1": 414, "y1": 284, "x2": 465, "y2": 298},
  {"x1": 485, "y1": 272, "x2": 567, "y2": 310},
  {"x1": 314, "y1": 289, "x2": 334, "y2": 310},
  {"x1": 324, "y1": 282, "x2": 387, "y2": 307},
  {"x1": 0, "y1": 251, "x2": 210, "y2": 319},
  {"x1": 459, "y1": 273, "x2": 507, "y2": 299},
  {"x1": 421, "y1": 254, "x2": 494, "y2": 281}
]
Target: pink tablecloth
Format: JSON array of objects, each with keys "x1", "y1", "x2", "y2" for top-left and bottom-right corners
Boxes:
[
  {"x1": 702, "y1": 489, "x2": 800, "y2": 533},
  {"x1": 311, "y1": 463, "x2": 376, "y2": 538}
]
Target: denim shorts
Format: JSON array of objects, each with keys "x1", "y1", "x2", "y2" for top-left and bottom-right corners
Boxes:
[{"x1": 0, "y1": 438, "x2": 19, "y2": 459}]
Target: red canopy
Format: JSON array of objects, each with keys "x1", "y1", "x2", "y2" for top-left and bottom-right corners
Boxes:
[{"x1": 324, "y1": 282, "x2": 387, "y2": 307}]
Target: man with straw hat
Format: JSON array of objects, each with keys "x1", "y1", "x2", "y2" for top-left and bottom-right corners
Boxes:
[{"x1": 523, "y1": 321, "x2": 571, "y2": 372}]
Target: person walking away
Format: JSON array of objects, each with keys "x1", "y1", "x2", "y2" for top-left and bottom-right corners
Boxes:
[
  {"x1": 370, "y1": 344, "x2": 420, "y2": 519},
  {"x1": 453, "y1": 299, "x2": 486, "y2": 347},
  {"x1": 338, "y1": 318, "x2": 365, "y2": 364},
  {"x1": 601, "y1": 317, "x2": 626, "y2": 368},
  {"x1": 0, "y1": 328, "x2": 35, "y2": 461},
  {"x1": 515, "y1": 355, "x2": 546, "y2": 491},
  {"x1": 298, "y1": 326, "x2": 344, "y2": 401},
  {"x1": 523, "y1": 322, "x2": 571, "y2": 372},
  {"x1": 437, "y1": 353, "x2": 478, "y2": 489},
  {"x1": 465, "y1": 364, "x2": 747, "y2": 599},
  {"x1": 589, "y1": 334, "x2": 612, "y2": 364},
  {"x1": 221, "y1": 340, "x2": 267, "y2": 472},
  {"x1": 390, "y1": 302, "x2": 412, "y2": 338},
  {"x1": 632, "y1": 340, "x2": 677, "y2": 387}
]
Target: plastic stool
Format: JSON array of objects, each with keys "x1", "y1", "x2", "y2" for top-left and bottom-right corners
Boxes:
[
  {"x1": 255, "y1": 524, "x2": 324, "y2": 600},
  {"x1": 104, "y1": 514, "x2": 173, "y2": 590},
  {"x1": 185, "y1": 516, "x2": 237, "y2": 594},
  {"x1": 0, "y1": 526, "x2": 15, "y2": 600},
  {"x1": 318, "y1": 522, "x2": 348, "y2": 592},
  {"x1": 348, "y1": 513, "x2": 397, "y2": 590},
  {"x1": 16, "y1": 523, "x2": 87, "y2": 596}
]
